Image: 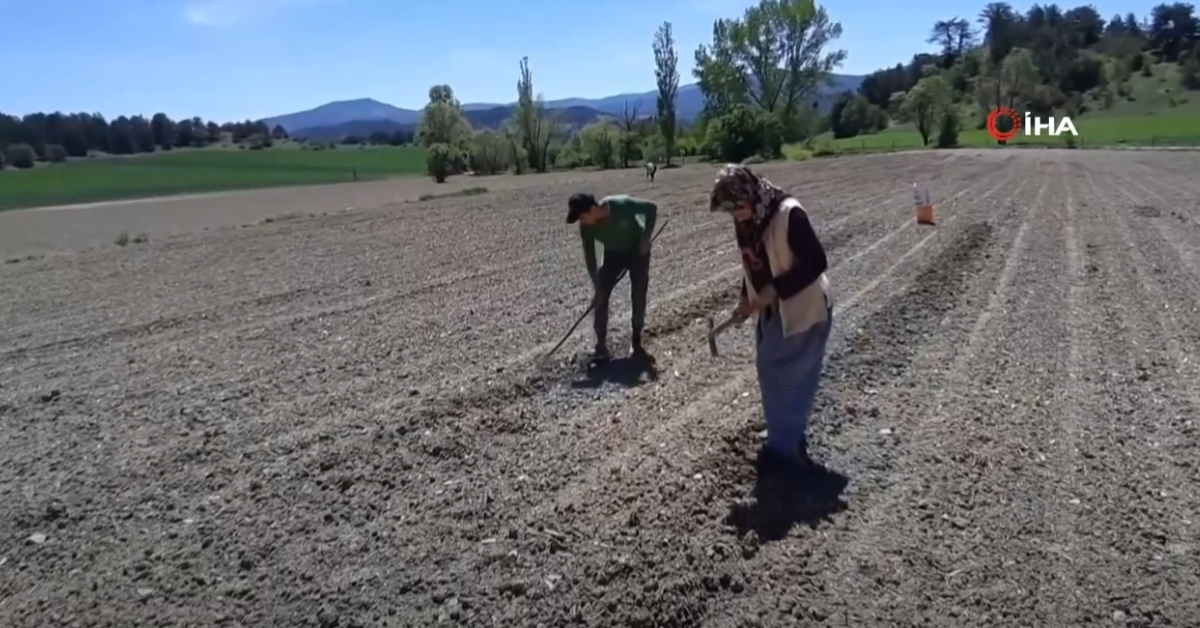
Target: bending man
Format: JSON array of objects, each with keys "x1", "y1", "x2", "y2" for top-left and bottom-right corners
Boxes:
[{"x1": 566, "y1": 192, "x2": 657, "y2": 363}]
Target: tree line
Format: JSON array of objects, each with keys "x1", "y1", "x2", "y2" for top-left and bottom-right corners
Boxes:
[
  {"x1": 413, "y1": 0, "x2": 841, "y2": 180},
  {"x1": 412, "y1": 39, "x2": 691, "y2": 183},
  {"x1": 413, "y1": 0, "x2": 1198, "y2": 178},
  {"x1": 5, "y1": 0, "x2": 1197, "y2": 174},
  {"x1": 0, "y1": 111, "x2": 291, "y2": 169}
]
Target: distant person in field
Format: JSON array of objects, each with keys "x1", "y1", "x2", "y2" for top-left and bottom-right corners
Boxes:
[
  {"x1": 566, "y1": 192, "x2": 658, "y2": 364},
  {"x1": 710, "y1": 164, "x2": 832, "y2": 472},
  {"x1": 645, "y1": 161, "x2": 657, "y2": 182}
]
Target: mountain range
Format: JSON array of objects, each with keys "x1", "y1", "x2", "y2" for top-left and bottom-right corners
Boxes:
[{"x1": 265, "y1": 75, "x2": 865, "y2": 141}]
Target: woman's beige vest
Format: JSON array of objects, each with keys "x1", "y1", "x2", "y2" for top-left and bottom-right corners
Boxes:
[{"x1": 742, "y1": 198, "x2": 832, "y2": 338}]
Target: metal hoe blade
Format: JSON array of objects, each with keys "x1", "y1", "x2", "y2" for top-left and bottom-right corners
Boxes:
[{"x1": 706, "y1": 314, "x2": 744, "y2": 357}]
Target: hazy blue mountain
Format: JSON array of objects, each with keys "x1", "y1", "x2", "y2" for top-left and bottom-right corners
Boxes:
[
  {"x1": 459, "y1": 74, "x2": 864, "y2": 120},
  {"x1": 265, "y1": 98, "x2": 422, "y2": 132},
  {"x1": 288, "y1": 118, "x2": 414, "y2": 142},
  {"x1": 293, "y1": 105, "x2": 610, "y2": 142},
  {"x1": 268, "y1": 74, "x2": 865, "y2": 140}
]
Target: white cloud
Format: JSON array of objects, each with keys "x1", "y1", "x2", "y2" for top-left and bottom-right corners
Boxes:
[{"x1": 182, "y1": 0, "x2": 327, "y2": 27}]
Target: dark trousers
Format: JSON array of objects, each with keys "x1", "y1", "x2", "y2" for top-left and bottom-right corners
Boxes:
[{"x1": 593, "y1": 248, "x2": 651, "y2": 348}]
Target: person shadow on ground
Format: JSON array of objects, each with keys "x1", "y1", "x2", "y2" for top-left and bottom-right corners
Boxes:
[
  {"x1": 724, "y1": 453, "x2": 850, "y2": 542},
  {"x1": 570, "y1": 355, "x2": 658, "y2": 389}
]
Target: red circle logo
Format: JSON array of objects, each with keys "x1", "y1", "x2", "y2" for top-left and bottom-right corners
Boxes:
[{"x1": 987, "y1": 107, "x2": 1022, "y2": 142}]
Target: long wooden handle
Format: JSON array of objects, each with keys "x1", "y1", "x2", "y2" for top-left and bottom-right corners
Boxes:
[
  {"x1": 540, "y1": 218, "x2": 671, "y2": 361},
  {"x1": 708, "y1": 314, "x2": 745, "y2": 339}
]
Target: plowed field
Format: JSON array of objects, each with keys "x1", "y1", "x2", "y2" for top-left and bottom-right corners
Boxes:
[{"x1": 3, "y1": 150, "x2": 1200, "y2": 627}]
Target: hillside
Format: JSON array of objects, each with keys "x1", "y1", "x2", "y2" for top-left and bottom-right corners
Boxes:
[
  {"x1": 266, "y1": 74, "x2": 865, "y2": 140},
  {"x1": 817, "y1": 3, "x2": 1200, "y2": 151}
]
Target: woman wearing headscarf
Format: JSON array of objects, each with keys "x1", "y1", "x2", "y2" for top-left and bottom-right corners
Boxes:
[{"x1": 710, "y1": 164, "x2": 833, "y2": 470}]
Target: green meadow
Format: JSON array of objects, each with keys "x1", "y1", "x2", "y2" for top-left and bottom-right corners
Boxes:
[
  {"x1": 0, "y1": 145, "x2": 428, "y2": 211},
  {"x1": 804, "y1": 62, "x2": 1200, "y2": 156},
  {"x1": 823, "y1": 113, "x2": 1200, "y2": 153}
]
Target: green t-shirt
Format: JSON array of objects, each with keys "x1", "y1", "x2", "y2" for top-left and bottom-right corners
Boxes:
[{"x1": 580, "y1": 194, "x2": 658, "y2": 280}]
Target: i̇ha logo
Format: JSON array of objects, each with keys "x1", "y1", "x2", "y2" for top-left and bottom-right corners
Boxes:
[{"x1": 987, "y1": 106, "x2": 1078, "y2": 141}]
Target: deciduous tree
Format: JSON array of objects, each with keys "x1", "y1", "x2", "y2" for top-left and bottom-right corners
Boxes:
[
  {"x1": 694, "y1": 0, "x2": 847, "y2": 123},
  {"x1": 580, "y1": 119, "x2": 620, "y2": 169},
  {"x1": 898, "y1": 74, "x2": 954, "y2": 146},
  {"x1": 618, "y1": 100, "x2": 641, "y2": 168},
  {"x1": 513, "y1": 57, "x2": 562, "y2": 173},
  {"x1": 416, "y1": 85, "x2": 472, "y2": 151},
  {"x1": 974, "y1": 47, "x2": 1039, "y2": 143},
  {"x1": 652, "y1": 21, "x2": 680, "y2": 165},
  {"x1": 469, "y1": 130, "x2": 510, "y2": 175}
]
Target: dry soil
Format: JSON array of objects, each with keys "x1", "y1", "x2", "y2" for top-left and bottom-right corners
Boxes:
[{"x1": 2, "y1": 151, "x2": 1199, "y2": 628}]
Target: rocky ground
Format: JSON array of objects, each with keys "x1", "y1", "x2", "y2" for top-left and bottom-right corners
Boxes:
[{"x1": 2, "y1": 150, "x2": 1199, "y2": 627}]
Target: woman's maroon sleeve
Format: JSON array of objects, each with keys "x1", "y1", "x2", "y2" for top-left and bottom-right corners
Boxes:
[{"x1": 770, "y1": 204, "x2": 828, "y2": 300}]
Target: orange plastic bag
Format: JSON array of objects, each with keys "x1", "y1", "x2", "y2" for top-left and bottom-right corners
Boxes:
[{"x1": 914, "y1": 183, "x2": 935, "y2": 225}]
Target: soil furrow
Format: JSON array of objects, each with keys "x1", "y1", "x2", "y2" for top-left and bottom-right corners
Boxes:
[
  {"x1": 7, "y1": 152, "x2": 1200, "y2": 628},
  {"x1": 431, "y1": 167, "x2": 1019, "y2": 628},
  {"x1": 1066, "y1": 162, "x2": 1200, "y2": 625}
]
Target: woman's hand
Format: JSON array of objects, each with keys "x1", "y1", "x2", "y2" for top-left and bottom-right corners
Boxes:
[
  {"x1": 735, "y1": 284, "x2": 776, "y2": 318},
  {"x1": 734, "y1": 294, "x2": 752, "y2": 320}
]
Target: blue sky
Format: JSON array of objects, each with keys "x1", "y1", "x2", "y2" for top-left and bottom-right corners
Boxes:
[{"x1": 4, "y1": 0, "x2": 1149, "y2": 121}]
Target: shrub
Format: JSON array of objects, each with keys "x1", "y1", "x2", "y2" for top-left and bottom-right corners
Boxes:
[
  {"x1": 781, "y1": 144, "x2": 812, "y2": 161},
  {"x1": 704, "y1": 104, "x2": 782, "y2": 162},
  {"x1": 1101, "y1": 89, "x2": 1116, "y2": 109},
  {"x1": 811, "y1": 141, "x2": 839, "y2": 158},
  {"x1": 1182, "y1": 58, "x2": 1200, "y2": 91},
  {"x1": 935, "y1": 109, "x2": 960, "y2": 148},
  {"x1": 45, "y1": 144, "x2": 68, "y2": 163},
  {"x1": 5, "y1": 143, "x2": 36, "y2": 169},
  {"x1": 426, "y1": 143, "x2": 455, "y2": 183}
]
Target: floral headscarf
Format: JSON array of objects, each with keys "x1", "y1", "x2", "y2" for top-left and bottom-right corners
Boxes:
[
  {"x1": 709, "y1": 164, "x2": 791, "y2": 243},
  {"x1": 710, "y1": 164, "x2": 792, "y2": 292}
]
